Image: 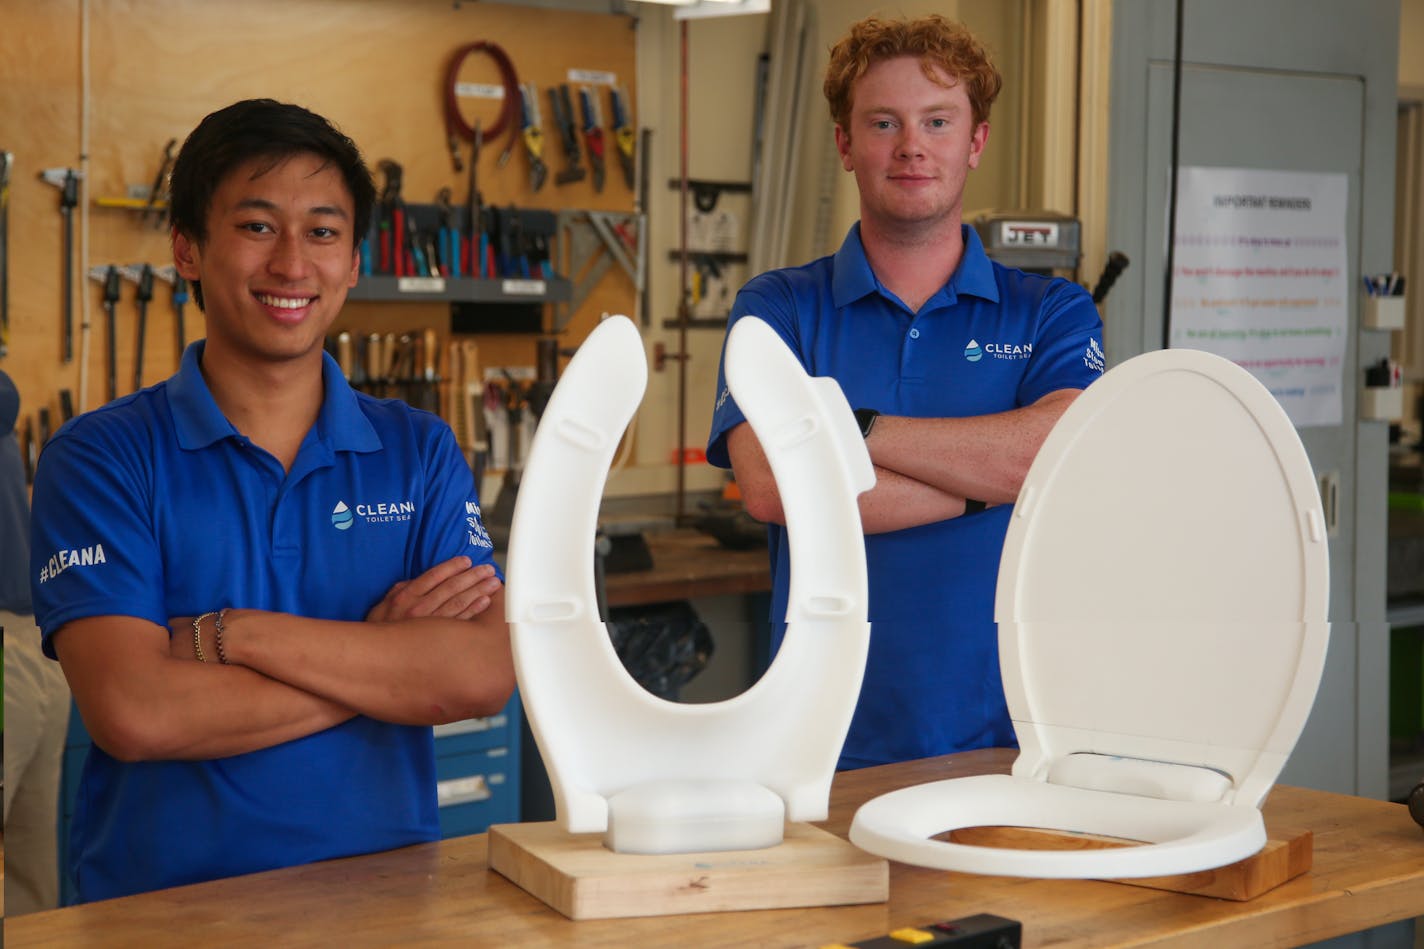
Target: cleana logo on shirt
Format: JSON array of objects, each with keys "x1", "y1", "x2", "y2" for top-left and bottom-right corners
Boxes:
[
  {"x1": 465, "y1": 500, "x2": 494, "y2": 549},
  {"x1": 330, "y1": 498, "x2": 416, "y2": 530},
  {"x1": 38, "y1": 543, "x2": 107, "y2": 584},
  {"x1": 968, "y1": 339, "x2": 1033, "y2": 362}
]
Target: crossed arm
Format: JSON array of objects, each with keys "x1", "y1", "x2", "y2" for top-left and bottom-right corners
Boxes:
[
  {"x1": 728, "y1": 388, "x2": 1080, "y2": 534},
  {"x1": 52, "y1": 556, "x2": 514, "y2": 762}
]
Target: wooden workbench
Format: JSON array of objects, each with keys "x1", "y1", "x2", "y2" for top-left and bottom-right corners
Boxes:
[
  {"x1": 602, "y1": 528, "x2": 771, "y2": 609},
  {"x1": 9, "y1": 749, "x2": 1423, "y2": 947}
]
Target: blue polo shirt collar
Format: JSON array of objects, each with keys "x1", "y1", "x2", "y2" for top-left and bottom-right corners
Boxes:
[
  {"x1": 168, "y1": 341, "x2": 380, "y2": 453},
  {"x1": 830, "y1": 222, "x2": 1001, "y2": 311}
]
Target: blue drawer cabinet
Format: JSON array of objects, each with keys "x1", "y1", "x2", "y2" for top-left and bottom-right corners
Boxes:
[
  {"x1": 58, "y1": 694, "x2": 524, "y2": 904},
  {"x1": 433, "y1": 694, "x2": 523, "y2": 838}
]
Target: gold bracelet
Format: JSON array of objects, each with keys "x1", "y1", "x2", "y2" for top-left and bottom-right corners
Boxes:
[
  {"x1": 192, "y1": 611, "x2": 218, "y2": 663},
  {"x1": 214, "y1": 608, "x2": 230, "y2": 665}
]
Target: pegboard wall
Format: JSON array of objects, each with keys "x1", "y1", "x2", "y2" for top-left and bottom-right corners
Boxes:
[{"x1": 0, "y1": 0, "x2": 640, "y2": 446}]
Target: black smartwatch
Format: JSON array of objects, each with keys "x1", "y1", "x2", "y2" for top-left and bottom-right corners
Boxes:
[{"x1": 853, "y1": 408, "x2": 880, "y2": 439}]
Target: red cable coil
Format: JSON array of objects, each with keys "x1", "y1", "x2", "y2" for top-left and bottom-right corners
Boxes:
[{"x1": 443, "y1": 41, "x2": 521, "y2": 166}]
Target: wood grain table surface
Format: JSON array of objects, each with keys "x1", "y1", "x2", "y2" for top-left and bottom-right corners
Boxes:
[{"x1": 7, "y1": 748, "x2": 1423, "y2": 948}]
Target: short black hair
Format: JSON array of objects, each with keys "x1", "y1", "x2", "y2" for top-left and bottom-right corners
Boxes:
[{"x1": 168, "y1": 99, "x2": 376, "y2": 309}]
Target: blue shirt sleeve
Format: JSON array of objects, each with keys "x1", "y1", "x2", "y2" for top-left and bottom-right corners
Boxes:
[
  {"x1": 30, "y1": 425, "x2": 168, "y2": 656},
  {"x1": 1018, "y1": 278, "x2": 1106, "y2": 405},
  {"x1": 411, "y1": 417, "x2": 501, "y2": 580}
]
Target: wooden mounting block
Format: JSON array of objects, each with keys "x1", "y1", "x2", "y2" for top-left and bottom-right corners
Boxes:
[{"x1": 488, "y1": 821, "x2": 889, "y2": 920}]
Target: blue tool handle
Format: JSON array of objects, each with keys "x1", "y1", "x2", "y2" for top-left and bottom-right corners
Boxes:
[
  {"x1": 445, "y1": 229, "x2": 461, "y2": 278},
  {"x1": 610, "y1": 89, "x2": 627, "y2": 129},
  {"x1": 578, "y1": 88, "x2": 594, "y2": 131}
]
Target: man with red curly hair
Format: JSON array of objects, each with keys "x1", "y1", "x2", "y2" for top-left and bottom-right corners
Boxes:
[{"x1": 708, "y1": 15, "x2": 1105, "y2": 768}]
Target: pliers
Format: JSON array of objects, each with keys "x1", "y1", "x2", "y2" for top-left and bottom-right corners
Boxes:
[
  {"x1": 377, "y1": 160, "x2": 405, "y2": 276},
  {"x1": 577, "y1": 86, "x2": 606, "y2": 193},
  {"x1": 520, "y1": 83, "x2": 548, "y2": 193},
  {"x1": 609, "y1": 86, "x2": 636, "y2": 190}
]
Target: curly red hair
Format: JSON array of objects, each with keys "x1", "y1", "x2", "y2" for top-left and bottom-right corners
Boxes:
[{"x1": 824, "y1": 15, "x2": 1002, "y2": 132}]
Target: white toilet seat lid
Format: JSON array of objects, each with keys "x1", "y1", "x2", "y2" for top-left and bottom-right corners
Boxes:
[
  {"x1": 848, "y1": 349, "x2": 1330, "y2": 879},
  {"x1": 995, "y1": 348, "x2": 1329, "y2": 805}
]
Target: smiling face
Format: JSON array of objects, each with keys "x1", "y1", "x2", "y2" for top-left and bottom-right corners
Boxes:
[
  {"x1": 173, "y1": 152, "x2": 359, "y2": 370},
  {"x1": 835, "y1": 55, "x2": 989, "y2": 239}
]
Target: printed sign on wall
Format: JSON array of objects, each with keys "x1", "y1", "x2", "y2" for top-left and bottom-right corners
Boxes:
[{"x1": 1171, "y1": 166, "x2": 1349, "y2": 427}]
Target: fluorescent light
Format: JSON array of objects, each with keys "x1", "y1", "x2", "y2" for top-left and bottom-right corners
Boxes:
[{"x1": 674, "y1": 0, "x2": 768, "y2": 17}]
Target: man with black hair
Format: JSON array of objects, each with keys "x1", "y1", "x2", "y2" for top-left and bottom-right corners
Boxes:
[{"x1": 29, "y1": 99, "x2": 514, "y2": 902}]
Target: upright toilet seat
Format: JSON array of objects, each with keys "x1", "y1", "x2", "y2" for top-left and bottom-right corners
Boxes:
[
  {"x1": 850, "y1": 348, "x2": 1330, "y2": 878},
  {"x1": 505, "y1": 315, "x2": 874, "y2": 853}
]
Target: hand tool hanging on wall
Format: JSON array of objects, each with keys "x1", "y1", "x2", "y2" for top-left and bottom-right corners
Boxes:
[
  {"x1": 141, "y1": 139, "x2": 177, "y2": 229},
  {"x1": 151, "y1": 265, "x2": 189, "y2": 359},
  {"x1": 519, "y1": 83, "x2": 548, "y2": 193},
  {"x1": 609, "y1": 87, "x2": 636, "y2": 191},
  {"x1": 377, "y1": 160, "x2": 407, "y2": 277},
  {"x1": 334, "y1": 331, "x2": 354, "y2": 382},
  {"x1": 37, "y1": 406, "x2": 51, "y2": 448},
  {"x1": 121, "y1": 263, "x2": 154, "y2": 391},
  {"x1": 549, "y1": 85, "x2": 587, "y2": 186},
  {"x1": 21, "y1": 416, "x2": 35, "y2": 484},
  {"x1": 442, "y1": 41, "x2": 522, "y2": 174},
  {"x1": 436, "y1": 187, "x2": 462, "y2": 278},
  {"x1": 364, "y1": 332, "x2": 384, "y2": 397},
  {"x1": 577, "y1": 86, "x2": 606, "y2": 193},
  {"x1": 461, "y1": 339, "x2": 483, "y2": 459},
  {"x1": 1, "y1": 150, "x2": 12, "y2": 357},
  {"x1": 420, "y1": 328, "x2": 440, "y2": 414},
  {"x1": 92, "y1": 265, "x2": 121, "y2": 402},
  {"x1": 466, "y1": 123, "x2": 486, "y2": 277},
  {"x1": 41, "y1": 168, "x2": 83, "y2": 363}
]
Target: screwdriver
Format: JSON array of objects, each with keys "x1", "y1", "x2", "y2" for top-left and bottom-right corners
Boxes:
[
  {"x1": 101, "y1": 266, "x2": 121, "y2": 402},
  {"x1": 133, "y1": 263, "x2": 154, "y2": 391},
  {"x1": 60, "y1": 170, "x2": 79, "y2": 362}
]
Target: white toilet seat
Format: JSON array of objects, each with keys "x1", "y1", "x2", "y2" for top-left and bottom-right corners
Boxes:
[
  {"x1": 850, "y1": 348, "x2": 1330, "y2": 878},
  {"x1": 851, "y1": 773, "x2": 1265, "y2": 878},
  {"x1": 505, "y1": 315, "x2": 874, "y2": 852}
]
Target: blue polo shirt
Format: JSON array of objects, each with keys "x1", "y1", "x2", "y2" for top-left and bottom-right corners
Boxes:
[
  {"x1": 30, "y1": 341, "x2": 496, "y2": 902},
  {"x1": 708, "y1": 224, "x2": 1104, "y2": 769}
]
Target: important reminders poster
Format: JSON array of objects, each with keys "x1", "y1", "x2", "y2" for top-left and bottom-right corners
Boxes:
[{"x1": 1171, "y1": 166, "x2": 1348, "y2": 427}]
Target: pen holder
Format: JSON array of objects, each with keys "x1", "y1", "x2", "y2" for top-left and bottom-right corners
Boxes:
[{"x1": 1363, "y1": 295, "x2": 1405, "y2": 330}]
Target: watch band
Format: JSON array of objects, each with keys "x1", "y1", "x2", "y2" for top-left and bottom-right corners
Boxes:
[
  {"x1": 963, "y1": 498, "x2": 987, "y2": 515},
  {"x1": 853, "y1": 408, "x2": 880, "y2": 439}
]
